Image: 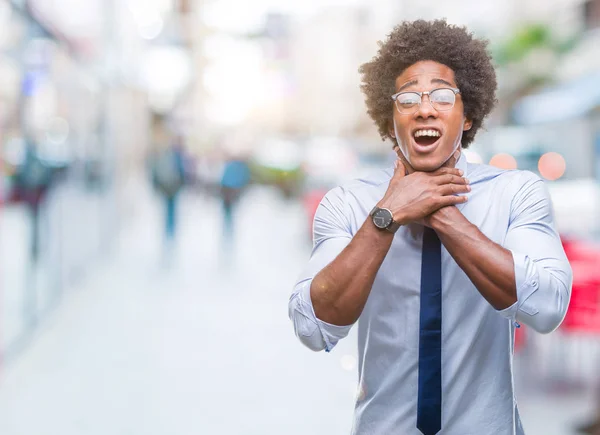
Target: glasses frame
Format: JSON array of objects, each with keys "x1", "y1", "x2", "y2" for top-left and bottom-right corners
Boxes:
[{"x1": 391, "y1": 87, "x2": 461, "y2": 114}]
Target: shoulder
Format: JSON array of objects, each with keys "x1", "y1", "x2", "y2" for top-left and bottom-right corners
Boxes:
[
  {"x1": 336, "y1": 166, "x2": 393, "y2": 198},
  {"x1": 317, "y1": 165, "x2": 392, "y2": 218},
  {"x1": 468, "y1": 162, "x2": 542, "y2": 190}
]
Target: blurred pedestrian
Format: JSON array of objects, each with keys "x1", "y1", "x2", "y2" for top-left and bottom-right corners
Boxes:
[
  {"x1": 12, "y1": 140, "x2": 53, "y2": 262},
  {"x1": 11, "y1": 139, "x2": 55, "y2": 327},
  {"x1": 151, "y1": 135, "x2": 187, "y2": 249},
  {"x1": 219, "y1": 155, "x2": 250, "y2": 241},
  {"x1": 288, "y1": 19, "x2": 572, "y2": 435}
]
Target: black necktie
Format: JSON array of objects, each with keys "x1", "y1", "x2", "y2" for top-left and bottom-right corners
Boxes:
[{"x1": 417, "y1": 227, "x2": 443, "y2": 435}]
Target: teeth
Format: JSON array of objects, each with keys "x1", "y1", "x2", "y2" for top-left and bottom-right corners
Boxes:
[{"x1": 414, "y1": 129, "x2": 441, "y2": 138}]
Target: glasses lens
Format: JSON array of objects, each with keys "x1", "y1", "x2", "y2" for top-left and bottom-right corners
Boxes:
[
  {"x1": 395, "y1": 92, "x2": 420, "y2": 113},
  {"x1": 430, "y1": 89, "x2": 456, "y2": 111}
]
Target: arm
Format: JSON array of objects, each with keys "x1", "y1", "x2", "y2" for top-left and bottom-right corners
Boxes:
[
  {"x1": 429, "y1": 172, "x2": 572, "y2": 333},
  {"x1": 310, "y1": 215, "x2": 394, "y2": 326},
  {"x1": 428, "y1": 207, "x2": 517, "y2": 309},
  {"x1": 288, "y1": 187, "x2": 394, "y2": 352},
  {"x1": 289, "y1": 158, "x2": 469, "y2": 352}
]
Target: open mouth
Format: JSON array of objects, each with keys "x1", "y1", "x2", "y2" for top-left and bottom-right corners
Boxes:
[{"x1": 413, "y1": 128, "x2": 442, "y2": 147}]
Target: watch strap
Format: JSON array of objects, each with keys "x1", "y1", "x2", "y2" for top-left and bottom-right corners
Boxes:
[{"x1": 386, "y1": 220, "x2": 401, "y2": 233}]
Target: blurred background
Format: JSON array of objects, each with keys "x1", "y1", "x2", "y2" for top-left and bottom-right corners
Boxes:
[{"x1": 0, "y1": 0, "x2": 599, "y2": 434}]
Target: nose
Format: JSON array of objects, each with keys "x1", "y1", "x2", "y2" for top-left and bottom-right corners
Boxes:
[{"x1": 414, "y1": 93, "x2": 438, "y2": 119}]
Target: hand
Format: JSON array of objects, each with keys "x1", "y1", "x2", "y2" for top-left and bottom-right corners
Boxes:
[
  {"x1": 421, "y1": 149, "x2": 467, "y2": 228},
  {"x1": 422, "y1": 203, "x2": 463, "y2": 228},
  {"x1": 378, "y1": 150, "x2": 470, "y2": 226}
]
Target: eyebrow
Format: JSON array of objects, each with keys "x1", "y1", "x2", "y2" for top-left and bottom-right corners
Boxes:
[
  {"x1": 396, "y1": 78, "x2": 456, "y2": 92},
  {"x1": 397, "y1": 80, "x2": 418, "y2": 92},
  {"x1": 431, "y1": 78, "x2": 455, "y2": 88}
]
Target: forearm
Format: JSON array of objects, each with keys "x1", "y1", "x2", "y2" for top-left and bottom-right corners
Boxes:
[
  {"x1": 431, "y1": 207, "x2": 517, "y2": 310},
  {"x1": 311, "y1": 218, "x2": 394, "y2": 325}
]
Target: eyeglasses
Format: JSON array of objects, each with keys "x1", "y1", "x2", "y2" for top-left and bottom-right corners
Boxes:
[{"x1": 391, "y1": 87, "x2": 461, "y2": 115}]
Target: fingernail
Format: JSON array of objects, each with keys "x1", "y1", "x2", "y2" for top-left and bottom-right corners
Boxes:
[
  {"x1": 454, "y1": 150, "x2": 460, "y2": 158},
  {"x1": 458, "y1": 169, "x2": 464, "y2": 176},
  {"x1": 467, "y1": 185, "x2": 471, "y2": 191},
  {"x1": 394, "y1": 161, "x2": 399, "y2": 169},
  {"x1": 464, "y1": 178, "x2": 470, "y2": 184}
]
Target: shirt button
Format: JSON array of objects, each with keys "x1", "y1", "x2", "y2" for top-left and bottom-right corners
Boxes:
[{"x1": 531, "y1": 280, "x2": 538, "y2": 287}]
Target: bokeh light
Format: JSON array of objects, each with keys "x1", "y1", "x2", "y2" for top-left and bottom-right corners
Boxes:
[
  {"x1": 538, "y1": 152, "x2": 566, "y2": 181},
  {"x1": 489, "y1": 153, "x2": 517, "y2": 170},
  {"x1": 463, "y1": 149, "x2": 483, "y2": 164}
]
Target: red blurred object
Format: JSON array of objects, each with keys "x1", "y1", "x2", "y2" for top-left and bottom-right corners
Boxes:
[
  {"x1": 514, "y1": 325, "x2": 526, "y2": 352},
  {"x1": 560, "y1": 236, "x2": 600, "y2": 333},
  {"x1": 302, "y1": 188, "x2": 328, "y2": 237}
]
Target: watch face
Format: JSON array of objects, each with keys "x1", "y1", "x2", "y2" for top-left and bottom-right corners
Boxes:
[{"x1": 373, "y1": 208, "x2": 393, "y2": 229}]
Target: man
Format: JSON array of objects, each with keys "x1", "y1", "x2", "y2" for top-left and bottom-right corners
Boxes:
[
  {"x1": 288, "y1": 19, "x2": 572, "y2": 434},
  {"x1": 151, "y1": 135, "x2": 187, "y2": 247},
  {"x1": 219, "y1": 154, "x2": 251, "y2": 240}
]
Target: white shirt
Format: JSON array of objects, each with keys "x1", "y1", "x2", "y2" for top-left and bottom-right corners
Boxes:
[{"x1": 288, "y1": 153, "x2": 572, "y2": 434}]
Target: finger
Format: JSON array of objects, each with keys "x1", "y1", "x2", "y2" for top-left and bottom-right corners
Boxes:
[
  {"x1": 437, "y1": 183, "x2": 471, "y2": 196},
  {"x1": 436, "y1": 194, "x2": 469, "y2": 207},
  {"x1": 432, "y1": 167, "x2": 464, "y2": 177},
  {"x1": 393, "y1": 148, "x2": 413, "y2": 175},
  {"x1": 433, "y1": 174, "x2": 469, "y2": 186},
  {"x1": 393, "y1": 159, "x2": 406, "y2": 178}
]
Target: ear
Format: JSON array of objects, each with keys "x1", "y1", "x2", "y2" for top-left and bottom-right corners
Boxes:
[{"x1": 463, "y1": 119, "x2": 473, "y2": 131}]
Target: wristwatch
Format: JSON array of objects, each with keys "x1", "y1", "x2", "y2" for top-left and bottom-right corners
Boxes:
[{"x1": 369, "y1": 206, "x2": 401, "y2": 233}]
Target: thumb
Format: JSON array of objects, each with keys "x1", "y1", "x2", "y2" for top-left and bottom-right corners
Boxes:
[{"x1": 394, "y1": 159, "x2": 406, "y2": 178}]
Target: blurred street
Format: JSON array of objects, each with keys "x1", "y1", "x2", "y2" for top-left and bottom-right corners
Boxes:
[
  {"x1": 0, "y1": 183, "x2": 360, "y2": 435},
  {"x1": 0, "y1": 183, "x2": 596, "y2": 435},
  {"x1": 1, "y1": 0, "x2": 600, "y2": 433}
]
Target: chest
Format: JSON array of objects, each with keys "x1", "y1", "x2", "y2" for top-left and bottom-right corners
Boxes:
[{"x1": 348, "y1": 180, "x2": 513, "y2": 321}]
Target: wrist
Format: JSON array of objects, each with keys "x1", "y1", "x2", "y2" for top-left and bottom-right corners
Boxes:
[
  {"x1": 369, "y1": 205, "x2": 402, "y2": 234},
  {"x1": 376, "y1": 201, "x2": 408, "y2": 226},
  {"x1": 430, "y1": 206, "x2": 468, "y2": 233},
  {"x1": 365, "y1": 216, "x2": 396, "y2": 241},
  {"x1": 393, "y1": 210, "x2": 409, "y2": 226}
]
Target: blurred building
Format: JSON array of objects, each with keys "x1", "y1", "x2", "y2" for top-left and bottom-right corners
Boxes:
[
  {"x1": 185, "y1": 0, "x2": 600, "y2": 150},
  {"x1": 1, "y1": 0, "x2": 600, "y2": 362},
  {"x1": 285, "y1": 7, "x2": 373, "y2": 139},
  {"x1": 0, "y1": 0, "x2": 197, "y2": 360}
]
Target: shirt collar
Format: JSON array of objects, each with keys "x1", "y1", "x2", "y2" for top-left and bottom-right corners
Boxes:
[{"x1": 456, "y1": 150, "x2": 468, "y2": 178}]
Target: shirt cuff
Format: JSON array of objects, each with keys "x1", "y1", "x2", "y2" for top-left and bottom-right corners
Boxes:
[
  {"x1": 299, "y1": 280, "x2": 353, "y2": 352},
  {"x1": 497, "y1": 251, "x2": 541, "y2": 322}
]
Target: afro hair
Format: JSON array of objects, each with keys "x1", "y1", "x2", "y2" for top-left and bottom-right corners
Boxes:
[{"x1": 359, "y1": 19, "x2": 497, "y2": 148}]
